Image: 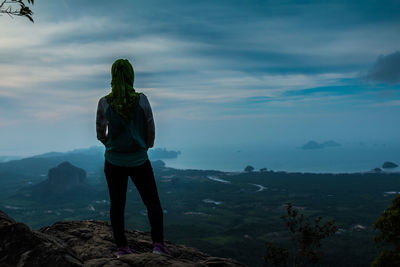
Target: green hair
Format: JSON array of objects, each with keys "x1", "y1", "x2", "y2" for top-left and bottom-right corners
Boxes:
[{"x1": 105, "y1": 59, "x2": 141, "y2": 121}]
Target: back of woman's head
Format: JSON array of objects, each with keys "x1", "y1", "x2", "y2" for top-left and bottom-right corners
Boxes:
[
  {"x1": 106, "y1": 59, "x2": 140, "y2": 121},
  {"x1": 111, "y1": 59, "x2": 135, "y2": 88}
]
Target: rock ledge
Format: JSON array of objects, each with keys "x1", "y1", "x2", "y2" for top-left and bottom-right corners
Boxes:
[{"x1": 0, "y1": 210, "x2": 245, "y2": 266}]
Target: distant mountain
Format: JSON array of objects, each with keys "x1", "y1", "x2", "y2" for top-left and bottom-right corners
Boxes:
[
  {"x1": 382, "y1": 161, "x2": 399, "y2": 169},
  {"x1": 301, "y1": 141, "x2": 323, "y2": 150},
  {"x1": 0, "y1": 146, "x2": 104, "y2": 176},
  {"x1": 0, "y1": 156, "x2": 22, "y2": 163},
  {"x1": 33, "y1": 146, "x2": 105, "y2": 159},
  {"x1": 301, "y1": 140, "x2": 341, "y2": 150},
  {"x1": 32, "y1": 151, "x2": 66, "y2": 158},
  {"x1": 46, "y1": 162, "x2": 86, "y2": 190},
  {"x1": 16, "y1": 162, "x2": 90, "y2": 200},
  {"x1": 0, "y1": 146, "x2": 177, "y2": 177}
]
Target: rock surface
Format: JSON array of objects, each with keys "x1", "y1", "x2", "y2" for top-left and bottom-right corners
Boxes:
[{"x1": 0, "y1": 210, "x2": 246, "y2": 266}]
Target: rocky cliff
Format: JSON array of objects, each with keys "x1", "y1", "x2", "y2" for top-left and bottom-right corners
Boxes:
[
  {"x1": 0, "y1": 210, "x2": 246, "y2": 266},
  {"x1": 46, "y1": 161, "x2": 86, "y2": 191},
  {"x1": 16, "y1": 161, "x2": 90, "y2": 200}
]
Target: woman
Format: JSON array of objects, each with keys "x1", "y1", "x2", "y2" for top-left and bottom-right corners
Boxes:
[{"x1": 96, "y1": 59, "x2": 169, "y2": 257}]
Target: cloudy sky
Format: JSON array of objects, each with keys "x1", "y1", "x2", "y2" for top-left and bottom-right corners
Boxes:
[{"x1": 1, "y1": 0, "x2": 399, "y2": 156}]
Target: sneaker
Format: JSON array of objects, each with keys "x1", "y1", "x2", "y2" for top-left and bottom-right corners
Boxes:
[
  {"x1": 115, "y1": 246, "x2": 133, "y2": 258},
  {"x1": 152, "y1": 242, "x2": 171, "y2": 255}
]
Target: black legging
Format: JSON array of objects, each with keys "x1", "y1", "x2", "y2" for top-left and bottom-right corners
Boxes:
[{"x1": 104, "y1": 159, "x2": 164, "y2": 247}]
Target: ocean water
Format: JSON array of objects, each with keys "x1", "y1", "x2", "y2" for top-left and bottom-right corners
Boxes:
[{"x1": 162, "y1": 144, "x2": 400, "y2": 173}]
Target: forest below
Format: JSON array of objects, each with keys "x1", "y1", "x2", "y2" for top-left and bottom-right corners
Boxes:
[{"x1": 0, "y1": 149, "x2": 399, "y2": 266}]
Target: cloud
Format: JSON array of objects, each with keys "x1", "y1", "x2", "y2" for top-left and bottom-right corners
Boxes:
[
  {"x1": 369, "y1": 100, "x2": 400, "y2": 107},
  {"x1": 364, "y1": 51, "x2": 400, "y2": 84},
  {"x1": 1, "y1": 11, "x2": 360, "y2": 125}
]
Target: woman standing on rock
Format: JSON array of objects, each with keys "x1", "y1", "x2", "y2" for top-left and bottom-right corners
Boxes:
[{"x1": 96, "y1": 59, "x2": 169, "y2": 257}]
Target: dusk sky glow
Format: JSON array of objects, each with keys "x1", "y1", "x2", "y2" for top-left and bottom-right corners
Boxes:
[{"x1": 1, "y1": 0, "x2": 399, "y2": 156}]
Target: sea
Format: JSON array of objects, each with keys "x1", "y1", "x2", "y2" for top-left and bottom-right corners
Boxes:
[{"x1": 161, "y1": 143, "x2": 400, "y2": 174}]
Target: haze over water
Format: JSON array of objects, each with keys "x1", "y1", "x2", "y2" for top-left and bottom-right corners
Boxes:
[{"x1": 162, "y1": 143, "x2": 400, "y2": 173}]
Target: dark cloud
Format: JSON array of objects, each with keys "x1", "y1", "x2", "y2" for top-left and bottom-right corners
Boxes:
[{"x1": 365, "y1": 51, "x2": 400, "y2": 84}]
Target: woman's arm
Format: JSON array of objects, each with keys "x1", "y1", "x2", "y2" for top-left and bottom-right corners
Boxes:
[
  {"x1": 141, "y1": 94, "x2": 155, "y2": 148},
  {"x1": 96, "y1": 97, "x2": 108, "y2": 145}
]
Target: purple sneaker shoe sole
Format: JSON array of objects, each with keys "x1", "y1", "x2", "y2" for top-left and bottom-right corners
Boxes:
[
  {"x1": 152, "y1": 242, "x2": 171, "y2": 256},
  {"x1": 115, "y1": 246, "x2": 133, "y2": 258}
]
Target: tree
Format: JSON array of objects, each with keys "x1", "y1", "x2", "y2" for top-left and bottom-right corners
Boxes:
[
  {"x1": 260, "y1": 167, "x2": 268, "y2": 172},
  {"x1": 244, "y1": 165, "x2": 254, "y2": 172},
  {"x1": 0, "y1": 0, "x2": 34, "y2": 22},
  {"x1": 372, "y1": 194, "x2": 400, "y2": 266},
  {"x1": 264, "y1": 203, "x2": 338, "y2": 267}
]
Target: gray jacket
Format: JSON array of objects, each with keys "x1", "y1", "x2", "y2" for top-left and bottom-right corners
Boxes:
[{"x1": 96, "y1": 93, "x2": 155, "y2": 149}]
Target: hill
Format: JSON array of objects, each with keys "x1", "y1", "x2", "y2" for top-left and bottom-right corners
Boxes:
[
  {"x1": 382, "y1": 161, "x2": 399, "y2": 169},
  {"x1": 15, "y1": 162, "x2": 92, "y2": 201}
]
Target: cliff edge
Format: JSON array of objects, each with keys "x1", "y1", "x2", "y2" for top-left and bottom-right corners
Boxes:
[{"x1": 0, "y1": 210, "x2": 245, "y2": 266}]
